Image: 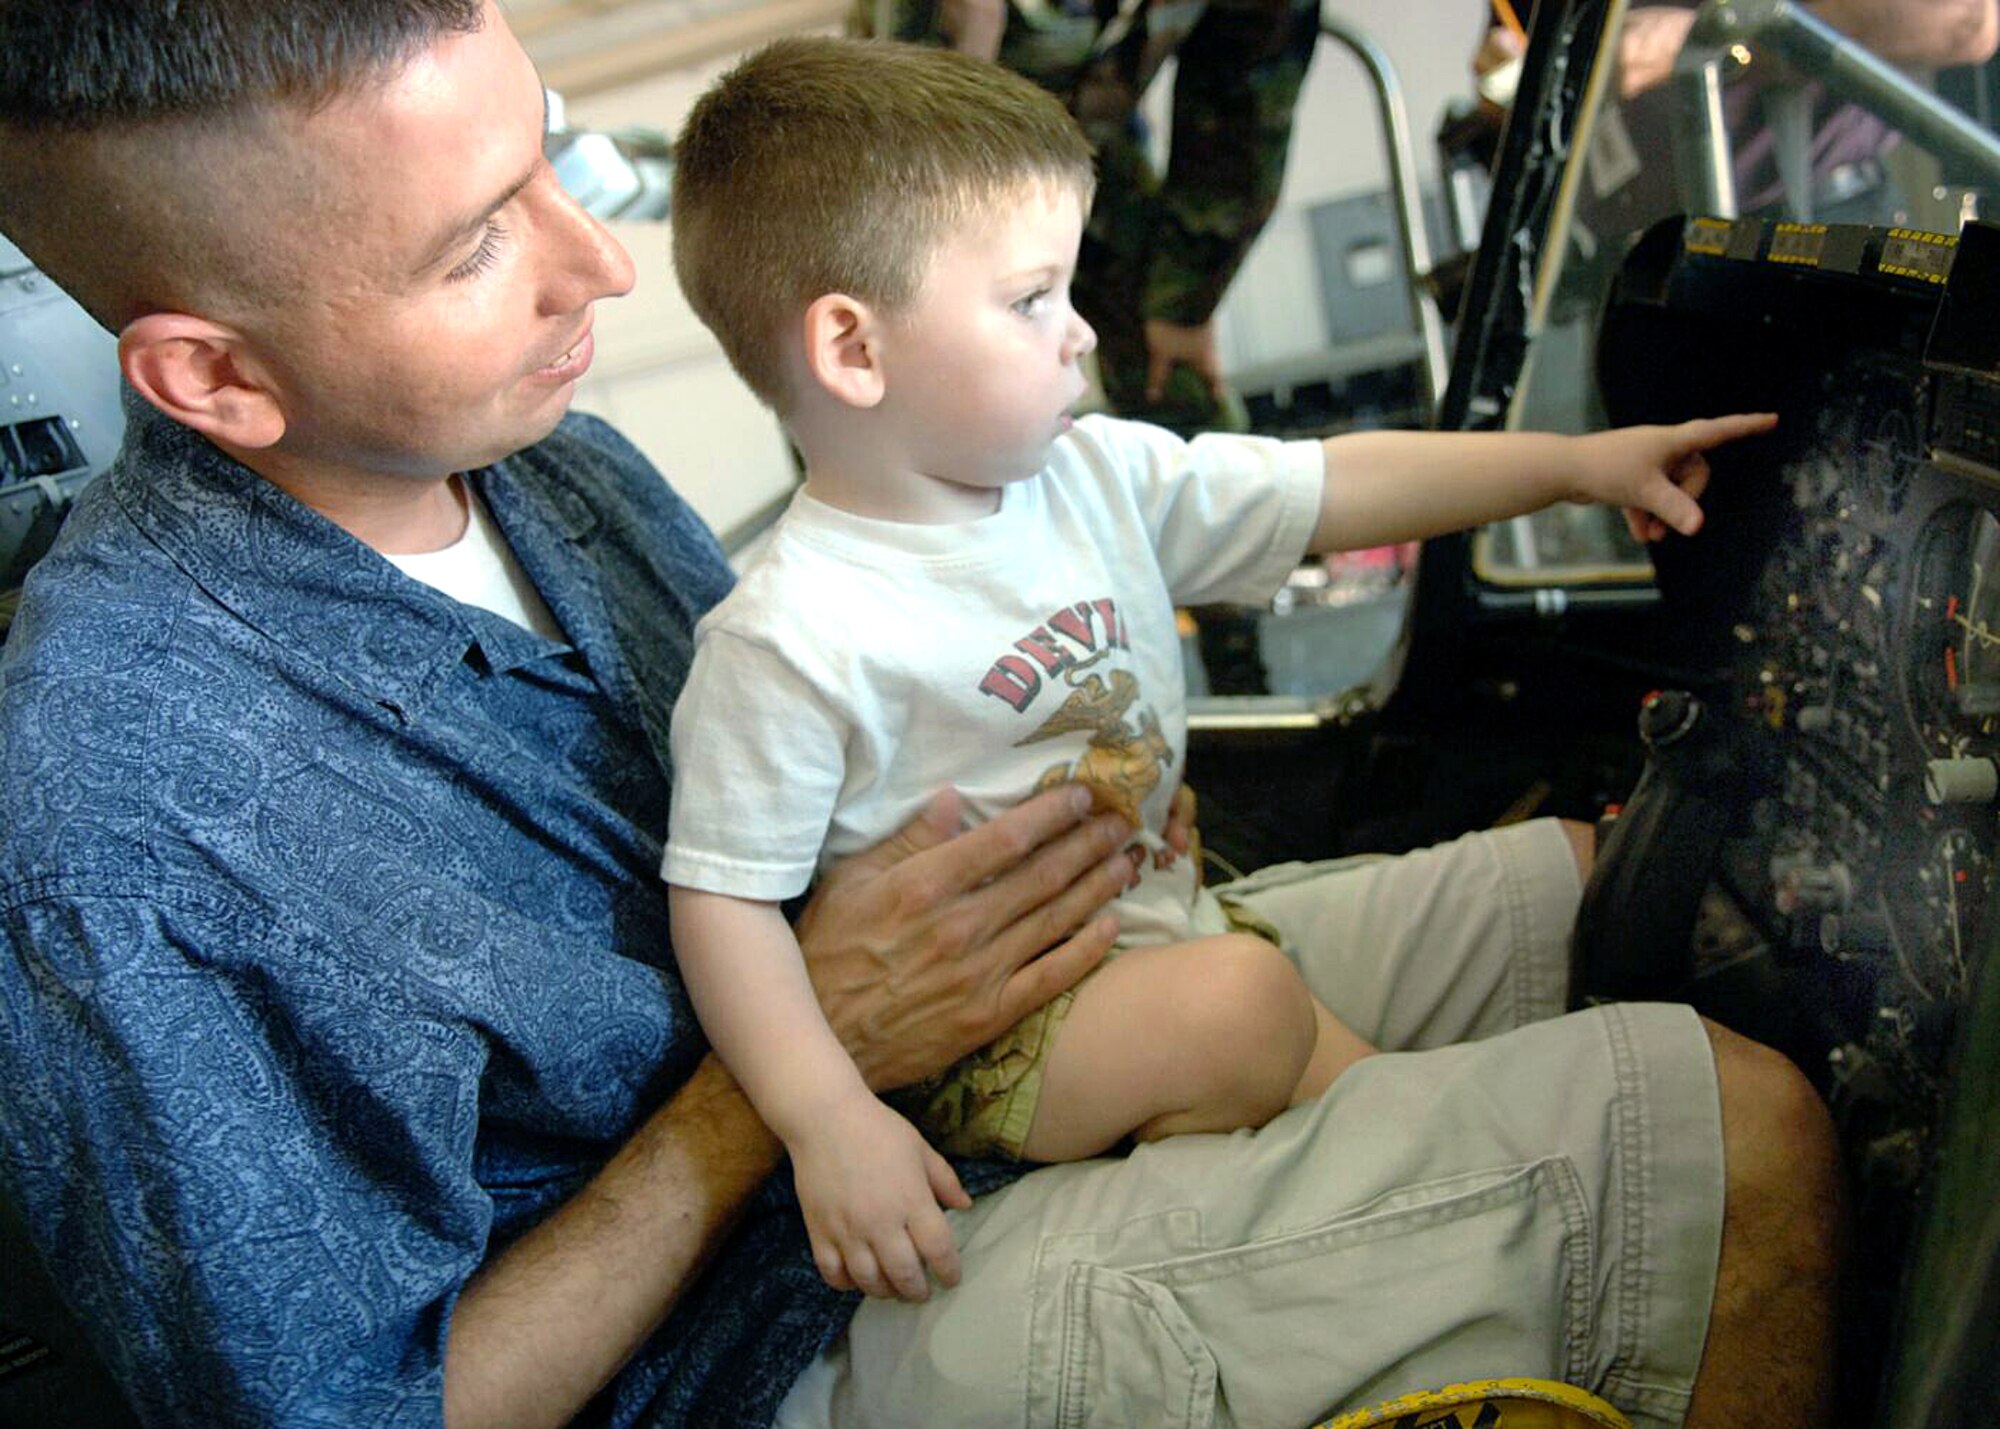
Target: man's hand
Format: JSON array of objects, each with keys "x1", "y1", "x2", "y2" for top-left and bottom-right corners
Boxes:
[
  {"x1": 1570, "y1": 412, "x2": 1778, "y2": 543},
  {"x1": 791, "y1": 1093, "x2": 971, "y2": 1301},
  {"x1": 1144, "y1": 319, "x2": 1228, "y2": 405},
  {"x1": 1617, "y1": 6, "x2": 1698, "y2": 98},
  {"x1": 795, "y1": 785, "x2": 1137, "y2": 1093}
]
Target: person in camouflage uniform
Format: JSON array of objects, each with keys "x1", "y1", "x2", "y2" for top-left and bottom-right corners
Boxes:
[{"x1": 867, "y1": 0, "x2": 1319, "y2": 439}]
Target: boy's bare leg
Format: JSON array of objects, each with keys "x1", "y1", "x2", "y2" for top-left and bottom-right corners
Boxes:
[
  {"x1": 1020, "y1": 935, "x2": 1371, "y2": 1162},
  {"x1": 1292, "y1": 1000, "x2": 1377, "y2": 1106}
]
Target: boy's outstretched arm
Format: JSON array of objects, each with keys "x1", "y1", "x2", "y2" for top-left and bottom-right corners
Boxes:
[{"x1": 1309, "y1": 413, "x2": 1778, "y2": 554}]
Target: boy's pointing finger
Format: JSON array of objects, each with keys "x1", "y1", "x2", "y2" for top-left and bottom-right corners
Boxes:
[{"x1": 1681, "y1": 411, "x2": 1779, "y2": 451}]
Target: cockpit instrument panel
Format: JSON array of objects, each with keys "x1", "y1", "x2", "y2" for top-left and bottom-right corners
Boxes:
[{"x1": 1597, "y1": 218, "x2": 2000, "y2": 1395}]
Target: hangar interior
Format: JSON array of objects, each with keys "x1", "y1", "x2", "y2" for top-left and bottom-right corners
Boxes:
[{"x1": 4, "y1": 1, "x2": 2000, "y2": 1424}]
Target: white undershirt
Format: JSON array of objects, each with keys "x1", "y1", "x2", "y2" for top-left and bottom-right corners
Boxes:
[{"x1": 385, "y1": 476, "x2": 565, "y2": 642}]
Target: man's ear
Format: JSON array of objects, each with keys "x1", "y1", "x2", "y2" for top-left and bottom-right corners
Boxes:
[
  {"x1": 800, "y1": 292, "x2": 886, "y2": 410},
  {"x1": 118, "y1": 314, "x2": 287, "y2": 450}
]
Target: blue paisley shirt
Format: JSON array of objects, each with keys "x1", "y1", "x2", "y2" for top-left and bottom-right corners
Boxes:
[{"x1": 0, "y1": 394, "x2": 1013, "y2": 1426}]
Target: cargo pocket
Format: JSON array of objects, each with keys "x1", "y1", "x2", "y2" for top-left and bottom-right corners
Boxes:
[
  {"x1": 1029, "y1": 1158, "x2": 1593, "y2": 1429},
  {"x1": 1050, "y1": 1262, "x2": 1218, "y2": 1429}
]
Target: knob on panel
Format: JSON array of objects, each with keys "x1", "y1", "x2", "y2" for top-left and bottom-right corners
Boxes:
[{"x1": 1925, "y1": 757, "x2": 1999, "y2": 806}]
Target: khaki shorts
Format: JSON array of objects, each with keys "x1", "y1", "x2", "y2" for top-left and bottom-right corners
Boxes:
[{"x1": 777, "y1": 820, "x2": 1727, "y2": 1429}]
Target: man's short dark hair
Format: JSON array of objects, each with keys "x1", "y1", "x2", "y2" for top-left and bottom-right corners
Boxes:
[
  {"x1": 0, "y1": 0, "x2": 485, "y2": 127},
  {"x1": 0, "y1": 0, "x2": 491, "y2": 330}
]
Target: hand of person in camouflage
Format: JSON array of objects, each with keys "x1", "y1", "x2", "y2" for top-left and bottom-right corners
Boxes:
[
  {"x1": 939, "y1": 0, "x2": 1005, "y2": 60},
  {"x1": 1143, "y1": 318, "x2": 1227, "y2": 405}
]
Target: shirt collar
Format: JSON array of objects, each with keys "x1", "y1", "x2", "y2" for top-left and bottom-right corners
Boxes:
[{"x1": 106, "y1": 388, "x2": 589, "y2": 719}]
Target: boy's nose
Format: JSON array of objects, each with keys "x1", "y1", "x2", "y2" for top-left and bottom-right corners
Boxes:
[{"x1": 1066, "y1": 313, "x2": 1097, "y2": 362}]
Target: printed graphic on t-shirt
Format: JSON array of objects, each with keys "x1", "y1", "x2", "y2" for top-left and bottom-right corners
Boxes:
[
  {"x1": 1019, "y1": 665, "x2": 1171, "y2": 826},
  {"x1": 973, "y1": 597, "x2": 1171, "y2": 826}
]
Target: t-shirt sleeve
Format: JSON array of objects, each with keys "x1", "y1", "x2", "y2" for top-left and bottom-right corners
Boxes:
[
  {"x1": 663, "y1": 627, "x2": 847, "y2": 902},
  {"x1": 1078, "y1": 416, "x2": 1323, "y2": 609}
]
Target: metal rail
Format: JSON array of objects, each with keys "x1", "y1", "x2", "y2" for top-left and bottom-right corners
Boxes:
[
  {"x1": 1319, "y1": 16, "x2": 1452, "y2": 416},
  {"x1": 1672, "y1": 0, "x2": 2000, "y2": 221},
  {"x1": 1186, "y1": 19, "x2": 1445, "y2": 733}
]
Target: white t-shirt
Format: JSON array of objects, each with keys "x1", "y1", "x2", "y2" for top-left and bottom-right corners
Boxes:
[
  {"x1": 384, "y1": 477, "x2": 564, "y2": 641},
  {"x1": 662, "y1": 415, "x2": 1322, "y2": 943}
]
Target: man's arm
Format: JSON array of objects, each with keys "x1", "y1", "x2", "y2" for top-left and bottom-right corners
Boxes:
[
  {"x1": 442, "y1": 786, "x2": 1136, "y2": 1429},
  {"x1": 1801, "y1": 0, "x2": 1998, "y2": 67},
  {"x1": 1143, "y1": 0, "x2": 1317, "y2": 333},
  {"x1": 443, "y1": 1057, "x2": 779, "y2": 1428},
  {"x1": 1308, "y1": 415, "x2": 1778, "y2": 555}
]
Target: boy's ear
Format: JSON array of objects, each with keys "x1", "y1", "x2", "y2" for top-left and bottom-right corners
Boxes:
[
  {"x1": 800, "y1": 292, "x2": 886, "y2": 410},
  {"x1": 118, "y1": 313, "x2": 288, "y2": 451}
]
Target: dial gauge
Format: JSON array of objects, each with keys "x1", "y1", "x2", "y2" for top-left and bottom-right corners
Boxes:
[{"x1": 1907, "y1": 503, "x2": 2000, "y2": 755}]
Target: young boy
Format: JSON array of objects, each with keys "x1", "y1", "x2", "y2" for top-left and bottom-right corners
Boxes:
[{"x1": 662, "y1": 36, "x2": 1773, "y2": 1306}]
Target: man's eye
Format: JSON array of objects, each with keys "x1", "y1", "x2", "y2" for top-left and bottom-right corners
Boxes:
[{"x1": 447, "y1": 220, "x2": 509, "y2": 283}]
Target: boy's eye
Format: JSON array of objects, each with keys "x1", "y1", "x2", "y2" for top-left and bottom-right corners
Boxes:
[{"x1": 1013, "y1": 288, "x2": 1050, "y2": 317}]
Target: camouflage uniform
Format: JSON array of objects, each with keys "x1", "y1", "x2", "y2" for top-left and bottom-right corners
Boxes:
[{"x1": 870, "y1": 0, "x2": 1320, "y2": 438}]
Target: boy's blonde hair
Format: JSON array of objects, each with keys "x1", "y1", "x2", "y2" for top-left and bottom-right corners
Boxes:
[{"x1": 671, "y1": 36, "x2": 1095, "y2": 410}]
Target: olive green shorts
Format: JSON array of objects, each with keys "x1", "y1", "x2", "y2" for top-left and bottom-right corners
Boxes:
[{"x1": 889, "y1": 891, "x2": 1279, "y2": 1159}]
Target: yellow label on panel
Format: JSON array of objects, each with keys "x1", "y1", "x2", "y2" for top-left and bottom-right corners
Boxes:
[
  {"x1": 1770, "y1": 222, "x2": 1829, "y2": 267},
  {"x1": 1879, "y1": 227, "x2": 1957, "y2": 284},
  {"x1": 1686, "y1": 216, "x2": 1731, "y2": 256}
]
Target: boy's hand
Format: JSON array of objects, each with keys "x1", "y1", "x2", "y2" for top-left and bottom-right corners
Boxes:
[
  {"x1": 1573, "y1": 412, "x2": 1777, "y2": 544},
  {"x1": 1159, "y1": 783, "x2": 1200, "y2": 875},
  {"x1": 791, "y1": 1094, "x2": 971, "y2": 1301}
]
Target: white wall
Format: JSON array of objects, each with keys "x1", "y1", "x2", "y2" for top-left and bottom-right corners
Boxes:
[
  {"x1": 1211, "y1": 1, "x2": 1490, "y2": 377},
  {"x1": 564, "y1": 4, "x2": 1485, "y2": 539},
  {"x1": 565, "y1": 47, "x2": 828, "y2": 547}
]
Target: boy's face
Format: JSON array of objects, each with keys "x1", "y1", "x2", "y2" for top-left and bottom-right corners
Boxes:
[{"x1": 879, "y1": 181, "x2": 1096, "y2": 491}]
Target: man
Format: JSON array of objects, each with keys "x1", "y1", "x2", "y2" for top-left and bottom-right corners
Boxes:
[
  {"x1": 1495, "y1": 0, "x2": 2000, "y2": 434},
  {"x1": 1584, "y1": 0, "x2": 2000, "y2": 241},
  {"x1": 0, "y1": 4, "x2": 1839, "y2": 1427}
]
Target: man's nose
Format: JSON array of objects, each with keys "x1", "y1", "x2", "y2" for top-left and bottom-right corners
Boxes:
[{"x1": 539, "y1": 175, "x2": 637, "y2": 312}]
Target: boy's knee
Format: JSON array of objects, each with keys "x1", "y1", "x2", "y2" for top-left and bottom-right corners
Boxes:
[{"x1": 1182, "y1": 935, "x2": 1317, "y2": 1101}]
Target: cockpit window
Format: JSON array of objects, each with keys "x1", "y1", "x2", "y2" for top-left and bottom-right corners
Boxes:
[{"x1": 1478, "y1": 0, "x2": 2000, "y2": 592}]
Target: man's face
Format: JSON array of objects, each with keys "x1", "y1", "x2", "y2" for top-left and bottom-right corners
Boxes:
[
  {"x1": 879, "y1": 181, "x2": 1096, "y2": 492},
  {"x1": 242, "y1": 1, "x2": 634, "y2": 483}
]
